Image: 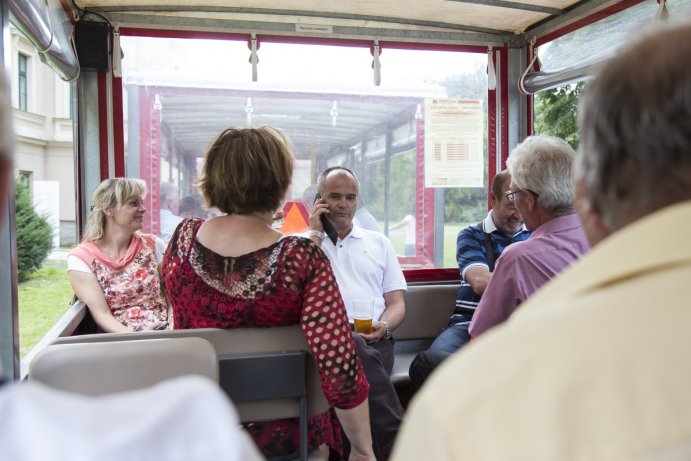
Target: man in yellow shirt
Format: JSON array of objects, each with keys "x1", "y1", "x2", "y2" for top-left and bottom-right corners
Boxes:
[{"x1": 392, "y1": 22, "x2": 691, "y2": 461}]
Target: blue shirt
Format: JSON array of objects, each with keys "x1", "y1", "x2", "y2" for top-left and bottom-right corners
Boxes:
[{"x1": 453, "y1": 211, "x2": 531, "y2": 322}]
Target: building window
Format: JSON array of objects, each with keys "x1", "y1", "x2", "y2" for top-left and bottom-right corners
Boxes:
[
  {"x1": 18, "y1": 54, "x2": 28, "y2": 111},
  {"x1": 18, "y1": 170, "x2": 32, "y2": 195}
]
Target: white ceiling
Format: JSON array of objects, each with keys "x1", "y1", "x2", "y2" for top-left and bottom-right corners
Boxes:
[
  {"x1": 73, "y1": 0, "x2": 626, "y2": 46},
  {"x1": 70, "y1": 0, "x2": 628, "y2": 160}
]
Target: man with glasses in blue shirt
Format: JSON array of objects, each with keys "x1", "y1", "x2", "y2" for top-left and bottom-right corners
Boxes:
[
  {"x1": 409, "y1": 170, "x2": 530, "y2": 391},
  {"x1": 444, "y1": 170, "x2": 530, "y2": 350}
]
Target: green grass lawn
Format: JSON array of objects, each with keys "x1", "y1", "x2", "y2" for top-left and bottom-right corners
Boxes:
[{"x1": 18, "y1": 259, "x2": 73, "y2": 358}]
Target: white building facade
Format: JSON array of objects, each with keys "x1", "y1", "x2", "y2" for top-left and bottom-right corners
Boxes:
[{"x1": 9, "y1": 25, "x2": 76, "y2": 246}]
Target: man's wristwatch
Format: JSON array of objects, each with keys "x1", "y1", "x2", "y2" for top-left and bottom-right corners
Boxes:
[
  {"x1": 382, "y1": 320, "x2": 392, "y2": 340},
  {"x1": 309, "y1": 230, "x2": 325, "y2": 239}
]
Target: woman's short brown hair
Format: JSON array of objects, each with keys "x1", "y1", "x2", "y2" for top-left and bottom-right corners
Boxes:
[{"x1": 198, "y1": 126, "x2": 294, "y2": 215}]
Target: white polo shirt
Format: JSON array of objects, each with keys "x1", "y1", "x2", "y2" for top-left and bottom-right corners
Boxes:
[{"x1": 320, "y1": 225, "x2": 407, "y2": 322}]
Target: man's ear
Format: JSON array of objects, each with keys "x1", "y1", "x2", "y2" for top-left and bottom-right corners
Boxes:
[
  {"x1": 575, "y1": 180, "x2": 611, "y2": 246},
  {"x1": 489, "y1": 192, "x2": 498, "y2": 208},
  {"x1": 525, "y1": 189, "x2": 538, "y2": 212},
  {"x1": 581, "y1": 203, "x2": 611, "y2": 246}
]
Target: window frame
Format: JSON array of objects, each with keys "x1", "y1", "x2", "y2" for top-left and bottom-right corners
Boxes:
[{"x1": 18, "y1": 53, "x2": 28, "y2": 112}]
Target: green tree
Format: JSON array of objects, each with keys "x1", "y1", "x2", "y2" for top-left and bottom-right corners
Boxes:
[
  {"x1": 534, "y1": 81, "x2": 584, "y2": 150},
  {"x1": 365, "y1": 149, "x2": 416, "y2": 221},
  {"x1": 15, "y1": 181, "x2": 53, "y2": 282}
]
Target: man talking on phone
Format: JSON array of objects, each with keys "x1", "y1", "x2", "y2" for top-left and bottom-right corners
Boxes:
[{"x1": 310, "y1": 166, "x2": 407, "y2": 460}]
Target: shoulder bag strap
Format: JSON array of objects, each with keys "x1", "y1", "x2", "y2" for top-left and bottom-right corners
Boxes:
[{"x1": 482, "y1": 229, "x2": 496, "y2": 272}]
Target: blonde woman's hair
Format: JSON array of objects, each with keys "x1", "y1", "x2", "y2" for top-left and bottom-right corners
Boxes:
[{"x1": 82, "y1": 178, "x2": 147, "y2": 242}]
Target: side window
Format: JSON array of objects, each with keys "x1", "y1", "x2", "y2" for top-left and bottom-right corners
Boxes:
[{"x1": 18, "y1": 53, "x2": 28, "y2": 111}]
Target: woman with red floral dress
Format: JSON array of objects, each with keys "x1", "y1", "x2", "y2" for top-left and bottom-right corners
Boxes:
[
  {"x1": 68, "y1": 178, "x2": 169, "y2": 333},
  {"x1": 161, "y1": 126, "x2": 375, "y2": 461}
]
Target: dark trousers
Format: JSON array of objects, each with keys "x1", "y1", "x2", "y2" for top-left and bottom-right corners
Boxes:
[
  {"x1": 408, "y1": 350, "x2": 453, "y2": 393},
  {"x1": 408, "y1": 320, "x2": 471, "y2": 394},
  {"x1": 352, "y1": 334, "x2": 404, "y2": 460}
]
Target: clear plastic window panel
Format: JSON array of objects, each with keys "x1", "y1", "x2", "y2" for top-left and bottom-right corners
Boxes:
[{"x1": 121, "y1": 37, "x2": 488, "y2": 269}]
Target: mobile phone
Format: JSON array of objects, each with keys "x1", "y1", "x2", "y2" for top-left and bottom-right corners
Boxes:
[
  {"x1": 154, "y1": 321, "x2": 169, "y2": 331},
  {"x1": 313, "y1": 193, "x2": 339, "y2": 245}
]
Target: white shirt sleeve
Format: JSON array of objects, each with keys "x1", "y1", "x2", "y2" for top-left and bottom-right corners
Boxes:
[
  {"x1": 154, "y1": 237, "x2": 166, "y2": 263},
  {"x1": 67, "y1": 255, "x2": 91, "y2": 273}
]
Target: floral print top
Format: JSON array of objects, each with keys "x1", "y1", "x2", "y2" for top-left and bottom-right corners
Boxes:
[{"x1": 70, "y1": 234, "x2": 168, "y2": 331}]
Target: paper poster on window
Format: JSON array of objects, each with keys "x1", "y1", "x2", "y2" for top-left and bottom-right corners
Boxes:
[{"x1": 424, "y1": 99, "x2": 484, "y2": 188}]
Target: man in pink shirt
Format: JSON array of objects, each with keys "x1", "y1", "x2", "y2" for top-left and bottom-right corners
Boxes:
[{"x1": 469, "y1": 135, "x2": 590, "y2": 338}]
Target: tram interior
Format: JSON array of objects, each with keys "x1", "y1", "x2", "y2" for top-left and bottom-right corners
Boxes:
[{"x1": 3, "y1": 0, "x2": 691, "y2": 455}]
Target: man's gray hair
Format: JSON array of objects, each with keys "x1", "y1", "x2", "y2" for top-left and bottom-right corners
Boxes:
[
  {"x1": 160, "y1": 181, "x2": 178, "y2": 203},
  {"x1": 506, "y1": 135, "x2": 576, "y2": 215},
  {"x1": 577, "y1": 22, "x2": 691, "y2": 231}
]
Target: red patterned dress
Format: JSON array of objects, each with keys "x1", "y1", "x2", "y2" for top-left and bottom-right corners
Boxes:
[{"x1": 161, "y1": 218, "x2": 369, "y2": 458}]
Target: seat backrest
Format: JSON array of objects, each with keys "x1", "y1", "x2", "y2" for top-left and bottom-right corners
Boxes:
[
  {"x1": 396, "y1": 284, "x2": 457, "y2": 340},
  {"x1": 49, "y1": 326, "x2": 329, "y2": 417},
  {"x1": 29, "y1": 337, "x2": 218, "y2": 396},
  {"x1": 220, "y1": 349, "x2": 313, "y2": 459},
  {"x1": 48, "y1": 326, "x2": 328, "y2": 461}
]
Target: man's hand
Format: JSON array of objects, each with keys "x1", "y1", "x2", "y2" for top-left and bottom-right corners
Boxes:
[
  {"x1": 139, "y1": 320, "x2": 168, "y2": 331},
  {"x1": 465, "y1": 266, "x2": 492, "y2": 296},
  {"x1": 357, "y1": 320, "x2": 387, "y2": 344},
  {"x1": 309, "y1": 197, "x2": 330, "y2": 232}
]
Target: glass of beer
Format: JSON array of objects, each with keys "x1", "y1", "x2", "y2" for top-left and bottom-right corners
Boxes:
[{"x1": 352, "y1": 299, "x2": 374, "y2": 334}]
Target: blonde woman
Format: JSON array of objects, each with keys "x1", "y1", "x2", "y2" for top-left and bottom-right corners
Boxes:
[{"x1": 67, "y1": 178, "x2": 170, "y2": 332}]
